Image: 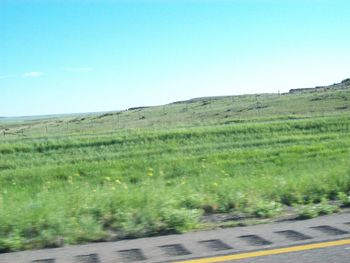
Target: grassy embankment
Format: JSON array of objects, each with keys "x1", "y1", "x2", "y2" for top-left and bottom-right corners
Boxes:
[{"x1": 0, "y1": 82, "x2": 350, "y2": 252}]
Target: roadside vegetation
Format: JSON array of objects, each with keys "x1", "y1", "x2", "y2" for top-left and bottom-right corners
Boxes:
[{"x1": 0, "y1": 81, "x2": 350, "y2": 252}]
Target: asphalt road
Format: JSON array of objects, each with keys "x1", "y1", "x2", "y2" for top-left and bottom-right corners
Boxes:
[
  {"x1": 177, "y1": 239, "x2": 350, "y2": 263},
  {"x1": 0, "y1": 212, "x2": 349, "y2": 263},
  {"x1": 231, "y1": 244, "x2": 350, "y2": 263}
]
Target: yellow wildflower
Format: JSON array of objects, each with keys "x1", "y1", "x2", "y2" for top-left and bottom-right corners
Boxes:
[
  {"x1": 147, "y1": 168, "x2": 154, "y2": 177},
  {"x1": 68, "y1": 176, "x2": 73, "y2": 184}
]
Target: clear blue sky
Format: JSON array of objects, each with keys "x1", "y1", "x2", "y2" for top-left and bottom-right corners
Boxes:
[{"x1": 1, "y1": 0, "x2": 350, "y2": 117}]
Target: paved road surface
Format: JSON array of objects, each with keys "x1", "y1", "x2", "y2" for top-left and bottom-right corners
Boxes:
[
  {"x1": 177, "y1": 240, "x2": 350, "y2": 263},
  {"x1": 229, "y1": 244, "x2": 350, "y2": 263},
  {"x1": 0, "y1": 212, "x2": 349, "y2": 263}
]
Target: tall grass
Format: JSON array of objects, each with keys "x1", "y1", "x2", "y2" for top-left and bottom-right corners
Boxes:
[
  {"x1": 1, "y1": 87, "x2": 350, "y2": 251},
  {"x1": 0, "y1": 114, "x2": 350, "y2": 252}
]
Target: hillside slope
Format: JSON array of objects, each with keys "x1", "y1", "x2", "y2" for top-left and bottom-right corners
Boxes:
[
  {"x1": 1, "y1": 78, "x2": 349, "y2": 138},
  {"x1": 0, "y1": 79, "x2": 350, "y2": 252}
]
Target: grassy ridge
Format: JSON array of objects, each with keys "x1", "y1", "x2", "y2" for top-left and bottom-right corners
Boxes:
[
  {"x1": 1, "y1": 85, "x2": 350, "y2": 137},
  {"x1": 1, "y1": 85, "x2": 350, "y2": 252}
]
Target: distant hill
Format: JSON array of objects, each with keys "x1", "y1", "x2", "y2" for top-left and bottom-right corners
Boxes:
[
  {"x1": 1, "y1": 78, "x2": 349, "y2": 134},
  {"x1": 289, "y1": 78, "x2": 350, "y2": 93}
]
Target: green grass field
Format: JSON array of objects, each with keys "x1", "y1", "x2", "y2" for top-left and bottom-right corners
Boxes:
[{"x1": 1, "y1": 81, "x2": 350, "y2": 252}]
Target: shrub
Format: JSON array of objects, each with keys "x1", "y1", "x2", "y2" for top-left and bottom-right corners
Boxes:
[
  {"x1": 297, "y1": 198, "x2": 339, "y2": 219},
  {"x1": 248, "y1": 201, "x2": 283, "y2": 218},
  {"x1": 337, "y1": 192, "x2": 350, "y2": 207}
]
